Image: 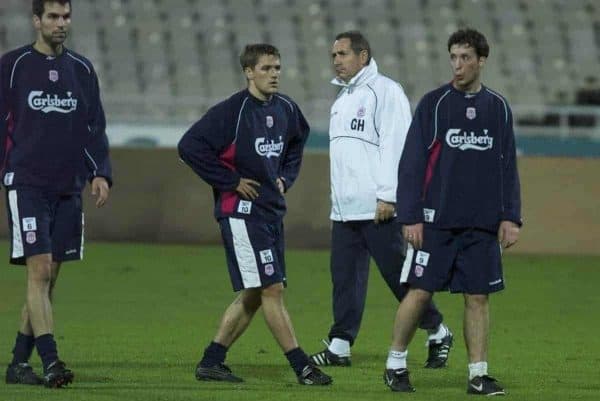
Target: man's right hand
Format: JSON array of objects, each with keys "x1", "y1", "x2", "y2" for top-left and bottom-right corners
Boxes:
[
  {"x1": 236, "y1": 178, "x2": 261, "y2": 200},
  {"x1": 403, "y1": 223, "x2": 424, "y2": 250}
]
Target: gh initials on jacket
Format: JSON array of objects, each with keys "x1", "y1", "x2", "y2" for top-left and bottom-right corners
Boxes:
[{"x1": 350, "y1": 118, "x2": 365, "y2": 132}]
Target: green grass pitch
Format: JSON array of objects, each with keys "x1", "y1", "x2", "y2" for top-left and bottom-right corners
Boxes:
[{"x1": 0, "y1": 242, "x2": 599, "y2": 400}]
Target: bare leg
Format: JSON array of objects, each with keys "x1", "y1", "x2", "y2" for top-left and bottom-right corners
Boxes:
[
  {"x1": 390, "y1": 288, "x2": 433, "y2": 351},
  {"x1": 18, "y1": 304, "x2": 33, "y2": 336},
  {"x1": 463, "y1": 294, "x2": 489, "y2": 363},
  {"x1": 260, "y1": 283, "x2": 298, "y2": 353},
  {"x1": 25, "y1": 254, "x2": 54, "y2": 337},
  {"x1": 49, "y1": 262, "x2": 61, "y2": 302},
  {"x1": 20, "y1": 261, "x2": 61, "y2": 337},
  {"x1": 213, "y1": 289, "x2": 262, "y2": 347}
]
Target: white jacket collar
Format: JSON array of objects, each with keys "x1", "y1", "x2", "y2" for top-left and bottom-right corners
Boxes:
[{"x1": 331, "y1": 58, "x2": 379, "y2": 88}]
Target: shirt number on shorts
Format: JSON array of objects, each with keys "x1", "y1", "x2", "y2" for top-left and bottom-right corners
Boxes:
[
  {"x1": 415, "y1": 250, "x2": 430, "y2": 266},
  {"x1": 260, "y1": 249, "x2": 274, "y2": 264},
  {"x1": 22, "y1": 217, "x2": 37, "y2": 232},
  {"x1": 238, "y1": 200, "x2": 252, "y2": 214}
]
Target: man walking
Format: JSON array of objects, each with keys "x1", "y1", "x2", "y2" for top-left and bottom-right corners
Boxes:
[
  {"x1": 1, "y1": 0, "x2": 111, "y2": 388},
  {"x1": 178, "y1": 43, "x2": 332, "y2": 386},
  {"x1": 310, "y1": 31, "x2": 452, "y2": 369},
  {"x1": 383, "y1": 28, "x2": 521, "y2": 395}
]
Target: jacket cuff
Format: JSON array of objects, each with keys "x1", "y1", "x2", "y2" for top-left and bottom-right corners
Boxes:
[{"x1": 89, "y1": 175, "x2": 113, "y2": 188}]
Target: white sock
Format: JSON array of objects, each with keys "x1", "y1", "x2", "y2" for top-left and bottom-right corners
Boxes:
[
  {"x1": 468, "y1": 361, "x2": 488, "y2": 380},
  {"x1": 427, "y1": 323, "x2": 449, "y2": 342},
  {"x1": 328, "y1": 338, "x2": 351, "y2": 357},
  {"x1": 386, "y1": 349, "x2": 407, "y2": 370}
]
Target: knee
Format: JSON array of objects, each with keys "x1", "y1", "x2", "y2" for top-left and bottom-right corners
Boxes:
[
  {"x1": 27, "y1": 260, "x2": 53, "y2": 287},
  {"x1": 464, "y1": 294, "x2": 489, "y2": 310}
]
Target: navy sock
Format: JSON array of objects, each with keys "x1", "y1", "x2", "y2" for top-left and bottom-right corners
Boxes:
[
  {"x1": 11, "y1": 332, "x2": 35, "y2": 365},
  {"x1": 199, "y1": 341, "x2": 228, "y2": 368},
  {"x1": 35, "y1": 334, "x2": 58, "y2": 370},
  {"x1": 285, "y1": 347, "x2": 310, "y2": 376}
]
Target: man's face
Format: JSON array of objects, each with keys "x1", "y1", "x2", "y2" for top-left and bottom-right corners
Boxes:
[
  {"x1": 34, "y1": 1, "x2": 71, "y2": 47},
  {"x1": 245, "y1": 54, "x2": 281, "y2": 99},
  {"x1": 331, "y1": 38, "x2": 367, "y2": 83},
  {"x1": 449, "y1": 44, "x2": 485, "y2": 91}
]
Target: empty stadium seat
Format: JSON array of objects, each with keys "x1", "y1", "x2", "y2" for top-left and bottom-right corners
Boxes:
[{"x1": 1, "y1": 0, "x2": 598, "y2": 127}]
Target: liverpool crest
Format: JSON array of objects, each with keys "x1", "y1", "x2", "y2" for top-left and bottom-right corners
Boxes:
[
  {"x1": 49, "y1": 70, "x2": 59, "y2": 82},
  {"x1": 466, "y1": 107, "x2": 476, "y2": 120}
]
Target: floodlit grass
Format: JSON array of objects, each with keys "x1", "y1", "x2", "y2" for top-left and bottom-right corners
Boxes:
[{"x1": 1, "y1": 242, "x2": 599, "y2": 400}]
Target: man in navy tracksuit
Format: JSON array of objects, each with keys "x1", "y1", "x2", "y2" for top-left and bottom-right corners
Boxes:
[
  {"x1": 178, "y1": 44, "x2": 331, "y2": 385},
  {"x1": 383, "y1": 29, "x2": 521, "y2": 395},
  {"x1": 0, "y1": 0, "x2": 111, "y2": 388}
]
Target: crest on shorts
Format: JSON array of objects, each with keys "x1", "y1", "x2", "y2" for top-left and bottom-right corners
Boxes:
[
  {"x1": 49, "y1": 70, "x2": 59, "y2": 82},
  {"x1": 466, "y1": 107, "x2": 476, "y2": 120},
  {"x1": 357, "y1": 106, "x2": 366, "y2": 118},
  {"x1": 264, "y1": 263, "x2": 274, "y2": 276},
  {"x1": 266, "y1": 115, "x2": 274, "y2": 128},
  {"x1": 26, "y1": 231, "x2": 36, "y2": 244},
  {"x1": 415, "y1": 265, "x2": 424, "y2": 277}
]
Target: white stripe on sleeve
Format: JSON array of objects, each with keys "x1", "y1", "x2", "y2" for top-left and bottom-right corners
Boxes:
[{"x1": 80, "y1": 212, "x2": 85, "y2": 259}]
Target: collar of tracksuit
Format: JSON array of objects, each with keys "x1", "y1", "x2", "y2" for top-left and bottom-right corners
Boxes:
[{"x1": 330, "y1": 58, "x2": 379, "y2": 93}]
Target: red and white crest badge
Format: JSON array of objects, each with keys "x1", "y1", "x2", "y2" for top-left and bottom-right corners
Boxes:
[
  {"x1": 49, "y1": 70, "x2": 59, "y2": 82},
  {"x1": 415, "y1": 265, "x2": 424, "y2": 277},
  {"x1": 466, "y1": 107, "x2": 476, "y2": 120},
  {"x1": 26, "y1": 231, "x2": 36, "y2": 244},
  {"x1": 266, "y1": 116, "x2": 274, "y2": 128},
  {"x1": 264, "y1": 264, "x2": 274, "y2": 276}
]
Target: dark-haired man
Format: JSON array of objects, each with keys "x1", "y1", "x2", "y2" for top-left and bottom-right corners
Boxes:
[
  {"x1": 178, "y1": 43, "x2": 332, "y2": 386},
  {"x1": 310, "y1": 30, "x2": 452, "y2": 370},
  {"x1": 1, "y1": 0, "x2": 111, "y2": 388},
  {"x1": 383, "y1": 28, "x2": 521, "y2": 395}
]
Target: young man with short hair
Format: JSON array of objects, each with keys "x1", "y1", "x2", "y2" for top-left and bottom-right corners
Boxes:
[
  {"x1": 178, "y1": 43, "x2": 332, "y2": 386},
  {"x1": 384, "y1": 28, "x2": 521, "y2": 395}
]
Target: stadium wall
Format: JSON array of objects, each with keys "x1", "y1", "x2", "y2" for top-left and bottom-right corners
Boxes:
[{"x1": 0, "y1": 149, "x2": 598, "y2": 255}]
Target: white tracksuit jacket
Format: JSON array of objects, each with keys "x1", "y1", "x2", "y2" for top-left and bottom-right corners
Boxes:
[{"x1": 329, "y1": 59, "x2": 412, "y2": 221}]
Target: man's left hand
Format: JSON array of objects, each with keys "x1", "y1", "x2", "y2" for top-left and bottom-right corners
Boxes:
[
  {"x1": 498, "y1": 220, "x2": 520, "y2": 248},
  {"x1": 91, "y1": 177, "x2": 110, "y2": 208},
  {"x1": 374, "y1": 200, "x2": 395, "y2": 224}
]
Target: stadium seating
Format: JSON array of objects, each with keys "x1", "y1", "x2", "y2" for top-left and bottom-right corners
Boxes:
[{"x1": 0, "y1": 0, "x2": 598, "y2": 128}]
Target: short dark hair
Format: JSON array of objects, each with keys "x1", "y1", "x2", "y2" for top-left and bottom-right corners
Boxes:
[
  {"x1": 335, "y1": 30, "x2": 372, "y2": 64},
  {"x1": 239, "y1": 44, "x2": 280, "y2": 70},
  {"x1": 32, "y1": 0, "x2": 71, "y2": 18},
  {"x1": 447, "y1": 28, "x2": 489, "y2": 58}
]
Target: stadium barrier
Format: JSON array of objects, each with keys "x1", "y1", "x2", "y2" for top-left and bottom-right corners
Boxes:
[{"x1": 0, "y1": 149, "x2": 598, "y2": 255}]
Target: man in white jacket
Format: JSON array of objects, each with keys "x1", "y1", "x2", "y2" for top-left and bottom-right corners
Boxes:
[{"x1": 309, "y1": 31, "x2": 452, "y2": 369}]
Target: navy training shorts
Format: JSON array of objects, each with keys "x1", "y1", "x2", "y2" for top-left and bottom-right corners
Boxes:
[
  {"x1": 6, "y1": 187, "x2": 84, "y2": 265},
  {"x1": 219, "y1": 217, "x2": 286, "y2": 291},
  {"x1": 400, "y1": 226, "x2": 504, "y2": 294}
]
